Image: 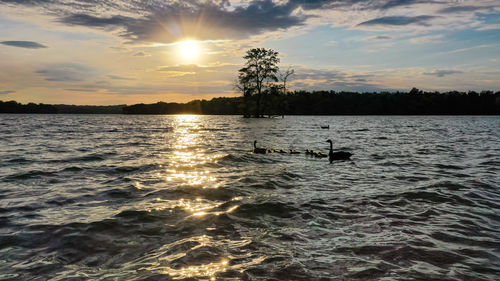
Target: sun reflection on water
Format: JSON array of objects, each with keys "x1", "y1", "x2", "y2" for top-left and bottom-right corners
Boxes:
[
  {"x1": 140, "y1": 116, "x2": 263, "y2": 279},
  {"x1": 166, "y1": 259, "x2": 229, "y2": 279},
  {"x1": 152, "y1": 235, "x2": 265, "y2": 280},
  {"x1": 165, "y1": 169, "x2": 218, "y2": 187},
  {"x1": 161, "y1": 115, "x2": 225, "y2": 189}
]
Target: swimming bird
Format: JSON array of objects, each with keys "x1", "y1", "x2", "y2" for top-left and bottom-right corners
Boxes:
[
  {"x1": 253, "y1": 140, "x2": 267, "y2": 154},
  {"x1": 314, "y1": 152, "x2": 328, "y2": 158},
  {"x1": 326, "y1": 139, "x2": 352, "y2": 162},
  {"x1": 290, "y1": 149, "x2": 300, "y2": 154},
  {"x1": 321, "y1": 125, "x2": 330, "y2": 129},
  {"x1": 305, "y1": 149, "x2": 314, "y2": 156}
]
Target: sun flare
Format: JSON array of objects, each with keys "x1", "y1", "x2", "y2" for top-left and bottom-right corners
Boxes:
[{"x1": 178, "y1": 40, "x2": 200, "y2": 61}]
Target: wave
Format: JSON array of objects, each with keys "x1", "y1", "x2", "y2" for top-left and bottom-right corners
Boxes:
[
  {"x1": 3, "y1": 170, "x2": 56, "y2": 181},
  {"x1": 233, "y1": 202, "x2": 298, "y2": 219}
]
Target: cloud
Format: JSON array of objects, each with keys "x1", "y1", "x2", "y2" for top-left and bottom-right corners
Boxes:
[
  {"x1": 61, "y1": 14, "x2": 130, "y2": 28},
  {"x1": 157, "y1": 64, "x2": 236, "y2": 73},
  {"x1": 36, "y1": 63, "x2": 95, "y2": 82},
  {"x1": 438, "y1": 5, "x2": 495, "y2": 14},
  {"x1": 364, "y1": 35, "x2": 392, "y2": 41},
  {"x1": 64, "y1": 88, "x2": 100, "y2": 92},
  {"x1": 110, "y1": 46, "x2": 131, "y2": 52},
  {"x1": 409, "y1": 34, "x2": 443, "y2": 44},
  {"x1": 56, "y1": 1, "x2": 307, "y2": 43},
  {"x1": 156, "y1": 63, "x2": 237, "y2": 78},
  {"x1": 380, "y1": 0, "x2": 434, "y2": 10},
  {"x1": 0, "y1": 90, "x2": 15, "y2": 95},
  {"x1": 107, "y1": 75, "x2": 135, "y2": 80},
  {"x1": 133, "y1": 51, "x2": 150, "y2": 57},
  {"x1": 2, "y1": 0, "x2": 499, "y2": 43},
  {"x1": 441, "y1": 43, "x2": 497, "y2": 54},
  {"x1": 0, "y1": 40, "x2": 47, "y2": 49},
  {"x1": 358, "y1": 16, "x2": 437, "y2": 26},
  {"x1": 476, "y1": 24, "x2": 500, "y2": 31},
  {"x1": 159, "y1": 71, "x2": 196, "y2": 78},
  {"x1": 374, "y1": 35, "x2": 392, "y2": 40},
  {"x1": 423, "y1": 69, "x2": 463, "y2": 77},
  {"x1": 289, "y1": 68, "x2": 384, "y2": 92}
]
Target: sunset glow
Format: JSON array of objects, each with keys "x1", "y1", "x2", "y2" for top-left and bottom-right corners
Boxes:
[
  {"x1": 0, "y1": 1, "x2": 498, "y2": 105},
  {"x1": 178, "y1": 40, "x2": 200, "y2": 61}
]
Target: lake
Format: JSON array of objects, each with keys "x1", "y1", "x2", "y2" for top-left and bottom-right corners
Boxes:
[{"x1": 0, "y1": 115, "x2": 499, "y2": 280}]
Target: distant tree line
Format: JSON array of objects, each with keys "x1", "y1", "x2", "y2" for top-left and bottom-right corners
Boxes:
[
  {"x1": 0, "y1": 100, "x2": 58, "y2": 113},
  {"x1": 122, "y1": 90, "x2": 500, "y2": 115},
  {"x1": 0, "y1": 100, "x2": 125, "y2": 114},
  {"x1": 54, "y1": 104, "x2": 125, "y2": 114},
  {"x1": 2, "y1": 90, "x2": 499, "y2": 115}
]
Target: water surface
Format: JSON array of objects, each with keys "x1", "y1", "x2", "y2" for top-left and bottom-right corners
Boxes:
[{"x1": 1, "y1": 115, "x2": 499, "y2": 280}]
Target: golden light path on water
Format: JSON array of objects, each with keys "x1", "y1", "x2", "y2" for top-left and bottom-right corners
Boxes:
[
  {"x1": 142, "y1": 114, "x2": 261, "y2": 280},
  {"x1": 164, "y1": 115, "x2": 224, "y2": 188},
  {"x1": 155, "y1": 235, "x2": 266, "y2": 280}
]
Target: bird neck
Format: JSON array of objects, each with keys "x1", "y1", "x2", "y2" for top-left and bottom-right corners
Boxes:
[
  {"x1": 329, "y1": 141, "x2": 333, "y2": 152},
  {"x1": 254, "y1": 142, "x2": 257, "y2": 148}
]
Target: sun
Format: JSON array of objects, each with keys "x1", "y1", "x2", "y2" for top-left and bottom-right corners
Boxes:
[{"x1": 178, "y1": 40, "x2": 200, "y2": 61}]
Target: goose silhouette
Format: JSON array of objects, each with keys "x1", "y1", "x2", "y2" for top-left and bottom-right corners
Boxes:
[
  {"x1": 253, "y1": 140, "x2": 267, "y2": 154},
  {"x1": 326, "y1": 139, "x2": 352, "y2": 163}
]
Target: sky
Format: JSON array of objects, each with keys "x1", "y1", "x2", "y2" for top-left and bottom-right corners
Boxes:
[{"x1": 0, "y1": 0, "x2": 499, "y2": 105}]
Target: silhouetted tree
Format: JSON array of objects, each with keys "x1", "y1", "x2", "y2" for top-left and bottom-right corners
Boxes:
[
  {"x1": 238, "y1": 48, "x2": 280, "y2": 117},
  {"x1": 278, "y1": 67, "x2": 294, "y2": 95}
]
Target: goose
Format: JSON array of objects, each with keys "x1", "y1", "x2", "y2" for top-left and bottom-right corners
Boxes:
[
  {"x1": 253, "y1": 140, "x2": 267, "y2": 154},
  {"x1": 320, "y1": 125, "x2": 330, "y2": 129},
  {"x1": 277, "y1": 149, "x2": 288, "y2": 154},
  {"x1": 290, "y1": 149, "x2": 300, "y2": 154},
  {"x1": 305, "y1": 149, "x2": 314, "y2": 156},
  {"x1": 326, "y1": 139, "x2": 352, "y2": 163},
  {"x1": 314, "y1": 152, "x2": 328, "y2": 158}
]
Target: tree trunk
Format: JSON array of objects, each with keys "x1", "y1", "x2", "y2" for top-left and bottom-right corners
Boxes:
[{"x1": 252, "y1": 94, "x2": 262, "y2": 118}]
